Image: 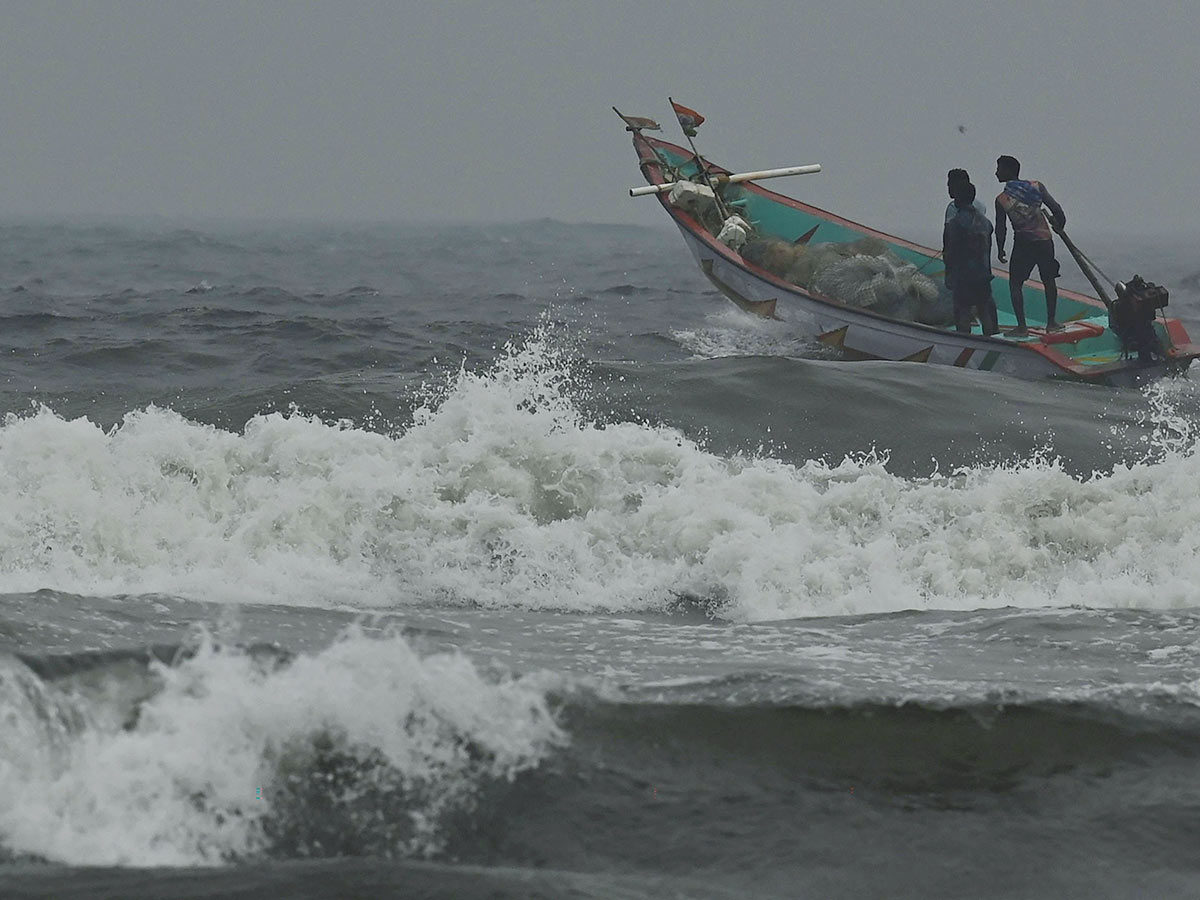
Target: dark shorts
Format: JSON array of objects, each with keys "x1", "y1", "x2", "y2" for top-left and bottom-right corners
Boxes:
[
  {"x1": 955, "y1": 283, "x2": 993, "y2": 321},
  {"x1": 1009, "y1": 239, "x2": 1060, "y2": 284},
  {"x1": 952, "y1": 281, "x2": 994, "y2": 314}
]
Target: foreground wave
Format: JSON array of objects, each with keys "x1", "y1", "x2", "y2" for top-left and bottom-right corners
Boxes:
[
  {"x1": 4, "y1": 630, "x2": 1198, "y2": 876},
  {"x1": 3, "y1": 329, "x2": 1200, "y2": 619},
  {"x1": 0, "y1": 632, "x2": 563, "y2": 866}
]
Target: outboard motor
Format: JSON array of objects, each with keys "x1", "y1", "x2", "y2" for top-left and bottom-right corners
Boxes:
[{"x1": 1109, "y1": 275, "x2": 1169, "y2": 362}]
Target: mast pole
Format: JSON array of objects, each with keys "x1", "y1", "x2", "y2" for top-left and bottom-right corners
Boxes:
[{"x1": 669, "y1": 96, "x2": 730, "y2": 221}]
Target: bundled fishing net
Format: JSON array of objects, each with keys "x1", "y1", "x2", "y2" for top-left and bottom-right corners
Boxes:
[
  {"x1": 742, "y1": 236, "x2": 890, "y2": 284},
  {"x1": 740, "y1": 238, "x2": 805, "y2": 275},
  {"x1": 679, "y1": 179, "x2": 954, "y2": 327},
  {"x1": 812, "y1": 254, "x2": 949, "y2": 324},
  {"x1": 741, "y1": 237, "x2": 952, "y2": 326}
]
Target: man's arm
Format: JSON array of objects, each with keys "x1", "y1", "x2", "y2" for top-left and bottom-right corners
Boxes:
[
  {"x1": 1039, "y1": 183, "x2": 1066, "y2": 230},
  {"x1": 994, "y1": 197, "x2": 1008, "y2": 262}
]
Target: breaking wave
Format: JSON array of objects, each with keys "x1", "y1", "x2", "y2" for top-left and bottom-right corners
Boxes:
[
  {"x1": 0, "y1": 632, "x2": 564, "y2": 866},
  {"x1": 3, "y1": 329, "x2": 1200, "y2": 620}
]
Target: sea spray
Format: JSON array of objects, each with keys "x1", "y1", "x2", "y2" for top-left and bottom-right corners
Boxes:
[
  {"x1": 670, "y1": 306, "x2": 828, "y2": 360},
  {"x1": 4, "y1": 331, "x2": 1200, "y2": 619}
]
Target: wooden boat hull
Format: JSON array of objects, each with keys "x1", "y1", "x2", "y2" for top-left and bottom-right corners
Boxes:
[{"x1": 635, "y1": 133, "x2": 1200, "y2": 385}]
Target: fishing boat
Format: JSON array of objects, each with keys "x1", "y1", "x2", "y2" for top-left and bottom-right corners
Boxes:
[{"x1": 619, "y1": 107, "x2": 1200, "y2": 384}]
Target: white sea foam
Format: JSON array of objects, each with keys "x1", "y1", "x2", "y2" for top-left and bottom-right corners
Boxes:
[
  {"x1": 3, "y1": 329, "x2": 1200, "y2": 620},
  {"x1": 671, "y1": 307, "x2": 824, "y2": 359},
  {"x1": 0, "y1": 633, "x2": 564, "y2": 866}
]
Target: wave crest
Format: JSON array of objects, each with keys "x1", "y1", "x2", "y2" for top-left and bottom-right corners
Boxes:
[
  {"x1": 0, "y1": 632, "x2": 564, "y2": 866},
  {"x1": 4, "y1": 330, "x2": 1200, "y2": 619}
]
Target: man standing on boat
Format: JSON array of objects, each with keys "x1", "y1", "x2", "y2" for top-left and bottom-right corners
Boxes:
[
  {"x1": 994, "y1": 155, "x2": 1067, "y2": 336},
  {"x1": 943, "y1": 182, "x2": 999, "y2": 335}
]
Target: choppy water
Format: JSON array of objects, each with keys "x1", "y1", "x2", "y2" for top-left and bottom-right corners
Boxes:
[{"x1": 2, "y1": 218, "x2": 1200, "y2": 898}]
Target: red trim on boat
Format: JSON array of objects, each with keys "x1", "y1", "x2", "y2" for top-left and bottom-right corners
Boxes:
[
  {"x1": 1165, "y1": 319, "x2": 1192, "y2": 346},
  {"x1": 1038, "y1": 322, "x2": 1106, "y2": 345}
]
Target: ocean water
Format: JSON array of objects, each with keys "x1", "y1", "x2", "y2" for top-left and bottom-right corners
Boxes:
[{"x1": 2, "y1": 218, "x2": 1200, "y2": 898}]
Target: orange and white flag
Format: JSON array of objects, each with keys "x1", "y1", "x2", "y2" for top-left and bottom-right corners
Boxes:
[{"x1": 670, "y1": 100, "x2": 705, "y2": 137}]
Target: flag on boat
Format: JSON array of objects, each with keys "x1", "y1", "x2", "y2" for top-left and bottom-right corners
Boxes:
[
  {"x1": 613, "y1": 107, "x2": 661, "y2": 132},
  {"x1": 670, "y1": 99, "x2": 705, "y2": 136}
]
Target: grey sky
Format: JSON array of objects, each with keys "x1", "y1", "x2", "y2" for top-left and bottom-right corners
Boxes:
[{"x1": 2, "y1": 2, "x2": 1197, "y2": 240}]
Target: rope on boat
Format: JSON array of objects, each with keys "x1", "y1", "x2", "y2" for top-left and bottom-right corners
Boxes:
[{"x1": 911, "y1": 249, "x2": 944, "y2": 274}]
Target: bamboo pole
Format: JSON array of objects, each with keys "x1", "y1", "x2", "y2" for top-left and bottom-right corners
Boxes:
[{"x1": 629, "y1": 164, "x2": 822, "y2": 197}]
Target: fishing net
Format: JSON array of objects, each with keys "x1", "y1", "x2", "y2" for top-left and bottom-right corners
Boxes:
[
  {"x1": 740, "y1": 237, "x2": 952, "y2": 326},
  {"x1": 813, "y1": 254, "x2": 949, "y2": 324}
]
